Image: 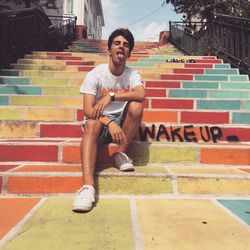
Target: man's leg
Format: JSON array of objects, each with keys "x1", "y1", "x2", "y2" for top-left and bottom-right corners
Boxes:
[
  {"x1": 118, "y1": 101, "x2": 143, "y2": 152},
  {"x1": 81, "y1": 120, "x2": 103, "y2": 186},
  {"x1": 72, "y1": 120, "x2": 102, "y2": 212}
]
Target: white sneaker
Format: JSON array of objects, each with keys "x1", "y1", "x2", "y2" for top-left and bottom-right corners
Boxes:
[
  {"x1": 72, "y1": 185, "x2": 95, "y2": 212},
  {"x1": 114, "y1": 152, "x2": 134, "y2": 171}
]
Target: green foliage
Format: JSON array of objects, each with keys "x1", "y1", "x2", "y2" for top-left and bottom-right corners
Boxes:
[{"x1": 166, "y1": 0, "x2": 250, "y2": 21}]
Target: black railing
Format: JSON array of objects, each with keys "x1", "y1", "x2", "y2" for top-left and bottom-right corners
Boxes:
[
  {"x1": 169, "y1": 14, "x2": 250, "y2": 75},
  {"x1": 0, "y1": 6, "x2": 76, "y2": 69}
]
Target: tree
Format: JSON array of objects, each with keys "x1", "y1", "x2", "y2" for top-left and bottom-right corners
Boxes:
[{"x1": 165, "y1": 0, "x2": 250, "y2": 21}]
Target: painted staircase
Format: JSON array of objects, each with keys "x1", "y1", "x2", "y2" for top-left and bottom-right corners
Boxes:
[{"x1": 0, "y1": 39, "x2": 250, "y2": 196}]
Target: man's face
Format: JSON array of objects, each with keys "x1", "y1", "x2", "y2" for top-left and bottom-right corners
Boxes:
[{"x1": 109, "y1": 35, "x2": 131, "y2": 64}]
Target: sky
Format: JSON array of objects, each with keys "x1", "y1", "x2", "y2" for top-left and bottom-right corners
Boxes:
[{"x1": 101, "y1": 0, "x2": 183, "y2": 41}]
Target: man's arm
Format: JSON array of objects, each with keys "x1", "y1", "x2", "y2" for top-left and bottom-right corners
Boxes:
[
  {"x1": 83, "y1": 93, "x2": 127, "y2": 145},
  {"x1": 92, "y1": 85, "x2": 145, "y2": 119}
]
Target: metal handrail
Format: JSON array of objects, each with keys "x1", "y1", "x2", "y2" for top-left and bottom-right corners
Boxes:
[
  {"x1": 0, "y1": 6, "x2": 76, "y2": 69},
  {"x1": 169, "y1": 14, "x2": 250, "y2": 75}
]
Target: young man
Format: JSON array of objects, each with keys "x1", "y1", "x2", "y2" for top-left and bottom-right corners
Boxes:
[{"x1": 72, "y1": 28, "x2": 145, "y2": 212}]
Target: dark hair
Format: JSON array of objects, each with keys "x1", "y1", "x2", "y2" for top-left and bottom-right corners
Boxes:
[{"x1": 108, "y1": 28, "x2": 134, "y2": 52}]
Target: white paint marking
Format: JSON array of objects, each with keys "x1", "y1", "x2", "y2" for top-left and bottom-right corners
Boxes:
[{"x1": 130, "y1": 198, "x2": 143, "y2": 250}]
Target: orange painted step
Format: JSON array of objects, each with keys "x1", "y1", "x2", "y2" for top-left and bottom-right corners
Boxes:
[{"x1": 0, "y1": 198, "x2": 41, "y2": 239}]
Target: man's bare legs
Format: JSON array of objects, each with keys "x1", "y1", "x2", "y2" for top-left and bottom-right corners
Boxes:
[
  {"x1": 81, "y1": 120, "x2": 102, "y2": 186},
  {"x1": 118, "y1": 101, "x2": 144, "y2": 153},
  {"x1": 81, "y1": 101, "x2": 143, "y2": 183}
]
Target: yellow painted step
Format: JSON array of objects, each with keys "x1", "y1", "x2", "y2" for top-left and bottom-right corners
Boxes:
[{"x1": 10, "y1": 95, "x2": 82, "y2": 108}]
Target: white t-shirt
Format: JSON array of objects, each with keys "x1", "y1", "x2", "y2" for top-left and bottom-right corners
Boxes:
[{"x1": 79, "y1": 64, "x2": 142, "y2": 115}]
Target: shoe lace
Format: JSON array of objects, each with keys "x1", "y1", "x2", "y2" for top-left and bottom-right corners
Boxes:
[
  {"x1": 119, "y1": 152, "x2": 133, "y2": 163},
  {"x1": 77, "y1": 186, "x2": 93, "y2": 200}
]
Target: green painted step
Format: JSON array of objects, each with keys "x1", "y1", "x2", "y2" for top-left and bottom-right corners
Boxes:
[
  {"x1": 183, "y1": 82, "x2": 219, "y2": 89},
  {"x1": 209, "y1": 90, "x2": 249, "y2": 99},
  {"x1": 0, "y1": 70, "x2": 19, "y2": 76},
  {"x1": 168, "y1": 89, "x2": 207, "y2": 98},
  {"x1": 214, "y1": 64, "x2": 231, "y2": 69},
  {"x1": 221, "y1": 82, "x2": 250, "y2": 90},
  {"x1": 217, "y1": 200, "x2": 250, "y2": 225},
  {"x1": 242, "y1": 101, "x2": 250, "y2": 110},
  {"x1": 197, "y1": 100, "x2": 241, "y2": 110},
  {"x1": 232, "y1": 113, "x2": 250, "y2": 124},
  {"x1": 205, "y1": 69, "x2": 238, "y2": 75},
  {"x1": 0, "y1": 96, "x2": 8, "y2": 105},
  {"x1": 0, "y1": 77, "x2": 30, "y2": 85},
  {"x1": 0, "y1": 86, "x2": 41, "y2": 95},
  {"x1": 195, "y1": 75, "x2": 249, "y2": 82}
]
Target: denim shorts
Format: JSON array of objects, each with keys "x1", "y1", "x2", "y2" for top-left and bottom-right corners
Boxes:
[{"x1": 81, "y1": 112, "x2": 124, "y2": 144}]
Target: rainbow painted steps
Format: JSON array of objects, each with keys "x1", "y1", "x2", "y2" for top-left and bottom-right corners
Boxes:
[{"x1": 0, "y1": 40, "x2": 250, "y2": 197}]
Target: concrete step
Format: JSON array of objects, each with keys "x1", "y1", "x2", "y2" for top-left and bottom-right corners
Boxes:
[
  {"x1": 0, "y1": 163, "x2": 249, "y2": 195},
  {"x1": 1, "y1": 105, "x2": 250, "y2": 124},
  {"x1": 1, "y1": 120, "x2": 250, "y2": 143},
  {"x1": 0, "y1": 140, "x2": 249, "y2": 166}
]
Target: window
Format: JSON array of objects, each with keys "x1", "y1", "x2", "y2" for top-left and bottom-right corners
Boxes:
[{"x1": 66, "y1": 0, "x2": 73, "y2": 13}]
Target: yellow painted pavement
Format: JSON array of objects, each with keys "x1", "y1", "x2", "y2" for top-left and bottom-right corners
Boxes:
[
  {"x1": 178, "y1": 178, "x2": 250, "y2": 195},
  {"x1": 137, "y1": 199, "x2": 250, "y2": 250},
  {"x1": 1, "y1": 199, "x2": 135, "y2": 250}
]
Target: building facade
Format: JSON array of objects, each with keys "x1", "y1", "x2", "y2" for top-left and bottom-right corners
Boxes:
[
  {"x1": 0, "y1": 0, "x2": 105, "y2": 40},
  {"x1": 63, "y1": 0, "x2": 104, "y2": 40}
]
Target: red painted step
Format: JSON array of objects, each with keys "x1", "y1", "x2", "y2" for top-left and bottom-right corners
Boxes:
[
  {"x1": 145, "y1": 89, "x2": 166, "y2": 97},
  {"x1": 78, "y1": 66, "x2": 95, "y2": 71},
  {"x1": 195, "y1": 59, "x2": 222, "y2": 63},
  {"x1": 145, "y1": 81, "x2": 180, "y2": 88},
  {"x1": 66, "y1": 61, "x2": 95, "y2": 65},
  {"x1": 40, "y1": 124, "x2": 81, "y2": 138},
  {"x1": 173, "y1": 68, "x2": 204, "y2": 74},
  {"x1": 184, "y1": 63, "x2": 213, "y2": 69},
  {"x1": 161, "y1": 74, "x2": 193, "y2": 81},
  {"x1": 152, "y1": 99, "x2": 193, "y2": 109},
  {"x1": 181, "y1": 111, "x2": 229, "y2": 124},
  {"x1": 0, "y1": 145, "x2": 58, "y2": 162},
  {"x1": 55, "y1": 56, "x2": 82, "y2": 60},
  {"x1": 47, "y1": 52, "x2": 72, "y2": 56}
]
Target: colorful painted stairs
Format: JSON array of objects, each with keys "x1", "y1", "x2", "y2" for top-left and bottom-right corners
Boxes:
[
  {"x1": 0, "y1": 39, "x2": 250, "y2": 249},
  {"x1": 0, "y1": 39, "x2": 250, "y2": 196}
]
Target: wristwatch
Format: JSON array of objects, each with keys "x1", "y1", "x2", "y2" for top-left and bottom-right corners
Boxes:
[{"x1": 109, "y1": 91, "x2": 115, "y2": 101}]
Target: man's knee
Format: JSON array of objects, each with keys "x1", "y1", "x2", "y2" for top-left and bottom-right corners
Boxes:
[
  {"x1": 127, "y1": 101, "x2": 144, "y2": 117},
  {"x1": 83, "y1": 120, "x2": 102, "y2": 137}
]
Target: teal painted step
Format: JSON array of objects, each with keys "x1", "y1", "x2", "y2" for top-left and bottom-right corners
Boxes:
[
  {"x1": 0, "y1": 77, "x2": 30, "y2": 85},
  {"x1": 183, "y1": 81, "x2": 219, "y2": 89},
  {"x1": 0, "y1": 70, "x2": 19, "y2": 76},
  {"x1": 232, "y1": 113, "x2": 250, "y2": 124},
  {"x1": 209, "y1": 90, "x2": 249, "y2": 99},
  {"x1": 168, "y1": 89, "x2": 207, "y2": 98},
  {"x1": 183, "y1": 81, "x2": 250, "y2": 90},
  {"x1": 205, "y1": 69, "x2": 238, "y2": 75},
  {"x1": 242, "y1": 101, "x2": 250, "y2": 110},
  {"x1": 221, "y1": 82, "x2": 250, "y2": 90},
  {"x1": 0, "y1": 86, "x2": 41, "y2": 95},
  {"x1": 126, "y1": 62, "x2": 155, "y2": 67},
  {"x1": 214, "y1": 64, "x2": 231, "y2": 69},
  {"x1": 218, "y1": 200, "x2": 250, "y2": 225},
  {"x1": 138, "y1": 58, "x2": 166, "y2": 63},
  {"x1": 195, "y1": 75, "x2": 249, "y2": 82},
  {"x1": 0, "y1": 96, "x2": 9, "y2": 105},
  {"x1": 197, "y1": 100, "x2": 241, "y2": 110}
]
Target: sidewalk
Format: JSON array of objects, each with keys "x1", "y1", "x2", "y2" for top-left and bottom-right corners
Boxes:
[{"x1": 1, "y1": 194, "x2": 250, "y2": 249}]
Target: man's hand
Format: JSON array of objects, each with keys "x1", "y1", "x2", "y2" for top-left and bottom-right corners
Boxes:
[
  {"x1": 108, "y1": 121, "x2": 127, "y2": 145},
  {"x1": 92, "y1": 95, "x2": 111, "y2": 119}
]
